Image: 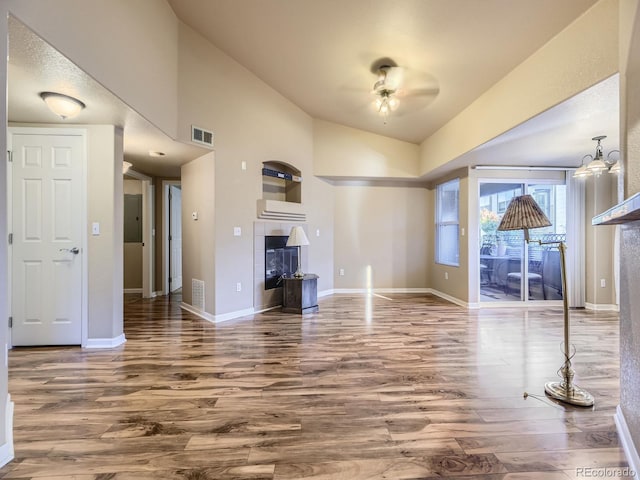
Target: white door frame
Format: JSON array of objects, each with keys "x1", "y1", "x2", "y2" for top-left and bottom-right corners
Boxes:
[
  {"x1": 7, "y1": 127, "x2": 88, "y2": 347},
  {"x1": 124, "y1": 169, "x2": 153, "y2": 298},
  {"x1": 162, "y1": 180, "x2": 181, "y2": 295}
]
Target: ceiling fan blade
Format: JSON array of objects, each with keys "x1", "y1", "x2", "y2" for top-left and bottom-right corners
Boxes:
[
  {"x1": 399, "y1": 86, "x2": 440, "y2": 98},
  {"x1": 383, "y1": 66, "x2": 405, "y2": 90}
]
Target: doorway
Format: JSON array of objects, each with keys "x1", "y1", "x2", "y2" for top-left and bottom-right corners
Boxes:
[
  {"x1": 162, "y1": 181, "x2": 182, "y2": 295},
  {"x1": 479, "y1": 181, "x2": 566, "y2": 304}
]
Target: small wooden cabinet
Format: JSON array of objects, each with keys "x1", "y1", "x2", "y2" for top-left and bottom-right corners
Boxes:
[{"x1": 282, "y1": 274, "x2": 319, "y2": 314}]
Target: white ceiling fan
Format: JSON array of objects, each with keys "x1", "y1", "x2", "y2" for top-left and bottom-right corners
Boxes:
[{"x1": 370, "y1": 58, "x2": 439, "y2": 123}]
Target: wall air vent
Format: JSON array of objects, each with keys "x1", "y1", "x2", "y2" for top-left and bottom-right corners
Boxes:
[{"x1": 191, "y1": 125, "x2": 214, "y2": 148}]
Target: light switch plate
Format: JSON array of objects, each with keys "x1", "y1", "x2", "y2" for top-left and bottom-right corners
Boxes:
[
  {"x1": 234, "y1": 227, "x2": 241, "y2": 236},
  {"x1": 92, "y1": 222, "x2": 100, "y2": 235}
]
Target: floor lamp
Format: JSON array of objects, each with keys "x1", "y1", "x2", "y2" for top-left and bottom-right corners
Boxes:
[
  {"x1": 498, "y1": 194, "x2": 594, "y2": 407},
  {"x1": 286, "y1": 226, "x2": 309, "y2": 278}
]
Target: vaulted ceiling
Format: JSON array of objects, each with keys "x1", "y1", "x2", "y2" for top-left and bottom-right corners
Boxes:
[{"x1": 7, "y1": 1, "x2": 619, "y2": 178}]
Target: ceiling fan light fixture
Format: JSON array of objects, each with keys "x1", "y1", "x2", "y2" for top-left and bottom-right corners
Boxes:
[{"x1": 39, "y1": 91, "x2": 85, "y2": 119}]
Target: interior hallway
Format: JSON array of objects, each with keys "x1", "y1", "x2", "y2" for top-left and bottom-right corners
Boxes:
[{"x1": 0, "y1": 294, "x2": 626, "y2": 479}]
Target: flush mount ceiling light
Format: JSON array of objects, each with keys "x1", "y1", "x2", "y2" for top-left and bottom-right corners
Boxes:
[
  {"x1": 39, "y1": 91, "x2": 85, "y2": 119},
  {"x1": 573, "y1": 135, "x2": 620, "y2": 178},
  {"x1": 149, "y1": 151, "x2": 166, "y2": 157}
]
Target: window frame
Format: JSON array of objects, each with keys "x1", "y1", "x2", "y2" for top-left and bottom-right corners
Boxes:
[{"x1": 435, "y1": 178, "x2": 460, "y2": 267}]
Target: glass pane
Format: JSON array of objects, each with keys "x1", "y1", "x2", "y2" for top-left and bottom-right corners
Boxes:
[
  {"x1": 479, "y1": 183, "x2": 523, "y2": 302},
  {"x1": 437, "y1": 224, "x2": 459, "y2": 265},
  {"x1": 527, "y1": 184, "x2": 566, "y2": 300},
  {"x1": 438, "y1": 179, "x2": 459, "y2": 223}
]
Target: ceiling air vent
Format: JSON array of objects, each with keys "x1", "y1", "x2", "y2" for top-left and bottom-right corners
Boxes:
[{"x1": 191, "y1": 125, "x2": 214, "y2": 148}]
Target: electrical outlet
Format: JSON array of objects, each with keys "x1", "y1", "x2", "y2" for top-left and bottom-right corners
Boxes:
[
  {"x1": 241, "y1": 161, "x2": 247, "y2": 171},
  {"x1": 236, "y1": 282, "x2": 242, "y2": 292},
  {"x1": 233, "y1": 227, "x2": 241, "y2": 236},
  {"x1": 339, "y1": 268, "x2": 345, "y2": 276},
  {"x1": 445, "y1": 272, "x2": 449, "y2": 280},
  {"x1": 600, "y1": 278, "x2": 606, "y2": 288},
  {"x1": 316, "y1": 229, "x2": 320, "y2": 237}
]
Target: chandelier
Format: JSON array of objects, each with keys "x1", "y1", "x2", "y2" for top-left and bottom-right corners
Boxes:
[{"x1": 573, "y1": 135, "x2": 620, "y2": 178}]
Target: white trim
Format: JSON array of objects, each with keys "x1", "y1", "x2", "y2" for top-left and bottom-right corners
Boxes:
[
  {"x1": 428, "y1": 288, "x2": 473, "y2": 308},
  {"x1": 615, "y1": 406, "x2": 640, "y2": 476},
  {"x1": 318, "y1": 289, "x2": 335, "y2": 297},
  {"x1": 585, "y1": 302, "x2": 620, "y2": 312},
  {"x1": 477, "y1": 299, "x2": 564, "y2": 309},
  {"x1": 84, "y1": 334, "x2": 126, "y2": 349},
  {"x1": 332, "y1": 288, "x2": 430, "y2": 295},
  {"x1": 123, "y1": 288, "x2": 143, "y2": 294},
  {"x1": 0, "y1": 394, "x2": 14, "y2": 468},
  {"x1": 180, "y1": 302, "x2": 255, "y2": 324},
  {"x1": 152, "y1": 291, "x2": 162, "y2": 298}
]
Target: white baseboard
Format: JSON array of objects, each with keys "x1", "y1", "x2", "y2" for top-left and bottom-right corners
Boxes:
[
  {"x1": 427, "y1": 289, "x2": 471, "y2": 308},
  {"x1": 615, "y1": 405, "x2": 640, "y2": 475},
  {"x1": 318, "y1": 289, "x2": 335, "y2": 297},
  {"x1": 84, "y1": 334, "x2": 126, "y2": 349},
  {"x1": 0, "y1": 394, "x2": 14, "y2": 468},
  {"x1": 585, "y1": 302, "x2": 620, "y2": 312},
  {"x1": 332, "y1": 288, "x2": 430, "y2": 295},
  {"x1": 180, "y1": 302, "x2": 255, "y2": 324},
  {"x1": 123, "y1": 288, "x2": 142, "y2": 294}
]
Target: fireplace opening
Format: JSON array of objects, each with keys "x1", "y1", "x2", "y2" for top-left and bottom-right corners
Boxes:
[{"x1": 265, "y1": 236, "x2": 298, "y2": 290}]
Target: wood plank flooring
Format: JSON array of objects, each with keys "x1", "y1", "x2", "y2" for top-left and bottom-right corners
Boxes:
[{"x1": 0, "y1": 293, "x2": 629, "y2": 479}]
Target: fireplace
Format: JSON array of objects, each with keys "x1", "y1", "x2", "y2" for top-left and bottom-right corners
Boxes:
[{"x1": 265, "y1": 236, "x2": 298, "y2": 290}]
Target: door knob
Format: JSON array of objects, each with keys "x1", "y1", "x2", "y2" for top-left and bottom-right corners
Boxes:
[{"x1": 60, "y1": 247, "x2": 80, "y2": 254}]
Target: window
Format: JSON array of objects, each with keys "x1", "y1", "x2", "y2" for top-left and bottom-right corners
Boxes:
[{"x1": 436, "y1": 178, "x2": 460, "y2": 266}]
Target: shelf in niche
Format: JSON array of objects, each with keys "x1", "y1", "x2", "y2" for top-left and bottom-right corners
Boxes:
[{"x1": 262, "y1": 161, "x2": 301, "y2": 205}]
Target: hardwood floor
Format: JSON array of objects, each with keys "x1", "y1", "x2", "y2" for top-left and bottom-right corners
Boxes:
[{"x1": 0, "y1": 293, "x2": 629, "y2": 479}]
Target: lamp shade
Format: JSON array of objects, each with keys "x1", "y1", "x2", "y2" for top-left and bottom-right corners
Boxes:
[
  {"x1": 497, "y1": 195, "x2": 551, "y2": 232},
  {"x1": 286, "y1": 226, "x2": 309, "y2": 247}
]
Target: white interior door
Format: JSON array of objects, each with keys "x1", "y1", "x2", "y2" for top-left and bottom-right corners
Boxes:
[
  {"x1": 10, "y1": 130, "x2": 84, "y2": 346},
  {"x1": 169, "y1": 185, "x2": 182, "y2": 292}
]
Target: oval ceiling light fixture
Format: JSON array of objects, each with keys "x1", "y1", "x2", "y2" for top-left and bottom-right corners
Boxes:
[
  {"x1": 148, "y1": 151, "x2": 166, "y2": 157},
  {"x1": 39, "y1": 91, "x2": 86, "y2": 119}
]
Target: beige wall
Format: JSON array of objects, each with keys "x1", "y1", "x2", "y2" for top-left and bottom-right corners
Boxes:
[
  {"x1": 86, "y1": 125, "x2": 124, "y2": 339},
  {"x1": 584, "y1": 174, "x2": 618, "y2": 305},
  {"x1": 333, "y1": 185, "x2": 428, "y2": 289},
  {"x1": 313, "y1": 119, "x2": 420, "y2": 179},
  {"x1": 181, "y1": 153, "x2": 216, "y2": 314},
  {"x1": 5, "y1": 0, "x2": 179, "y2": 137},
  {"x1": 427, "y1": 174, "x2": 469, "y2": 302},
  {"x1": 419, "y1": 0, "x2": 619, "y2": 176},
  {"x1": 176, "y1": 22, "x2": 333, "y2": 315}
]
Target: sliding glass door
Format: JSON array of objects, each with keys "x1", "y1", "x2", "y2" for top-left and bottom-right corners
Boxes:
[{"x1": 479, "y1": 181, "x2": 565, "y2": 304}]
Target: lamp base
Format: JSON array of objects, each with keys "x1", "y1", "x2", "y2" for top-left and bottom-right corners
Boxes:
[
  {"x1": 544, "y1": 381, "x2": 594, "y2": 407},
  {"x1": 293, "y1": 269, "x2": 304, "y2": 278}
]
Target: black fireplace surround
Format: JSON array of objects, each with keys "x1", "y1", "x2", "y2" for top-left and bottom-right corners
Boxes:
[{"x1": 265, "y1": 236, "x2": 298, "y2": 290}]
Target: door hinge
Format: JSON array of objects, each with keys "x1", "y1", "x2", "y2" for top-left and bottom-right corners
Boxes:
[
  {"x1": 8, "y1": 317, "x2": 12, "y2": 328},
  {"x1": 169, "y1": 277, "x2": 172, "y2": 283},
  {"x1": 8, "y1": 233, "x2": 12, "y2": 245},
  {"x1": 7, "y1": 150, "x2": 12, "y2": 163}
]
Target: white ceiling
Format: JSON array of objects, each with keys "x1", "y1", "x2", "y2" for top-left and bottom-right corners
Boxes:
[{"x1": 7, "y1": 1, "x2": 619, "y2": 180}]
